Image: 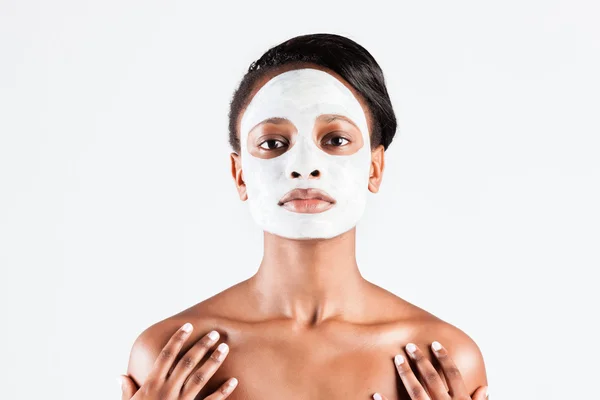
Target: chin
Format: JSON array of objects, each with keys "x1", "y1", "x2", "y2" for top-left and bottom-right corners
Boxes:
[{"x1": 262, "y1": 223, "x2": 358, "y2": 241}]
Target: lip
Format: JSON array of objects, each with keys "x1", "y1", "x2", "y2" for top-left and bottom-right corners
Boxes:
[{"x1": 278, "y1": 188, "x2": 336, "y2": 214}]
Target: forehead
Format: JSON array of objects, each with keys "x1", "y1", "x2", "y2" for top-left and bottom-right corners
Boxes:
[
  {"x1": 249, "y1": 63, "x2": 366, "y2": 105},
  {"x1": 240, "y1": 68, "x2": 369, "y2": 137}
]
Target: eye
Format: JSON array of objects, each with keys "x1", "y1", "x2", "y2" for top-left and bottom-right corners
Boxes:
[
  {"x1": 258, "y1": 139, "x2": 287, "y2": 150},
  {"x1": 324, "y1": 135, "x2": 350, "y2": 147}
]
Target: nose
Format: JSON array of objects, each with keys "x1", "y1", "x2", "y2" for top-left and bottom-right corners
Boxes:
[
  {"x1": 286, "y1": 136, "x2": 323, "y2": 180},
  {"x1": 290, "y1": 169, "x2": 320, "y2": 179}
]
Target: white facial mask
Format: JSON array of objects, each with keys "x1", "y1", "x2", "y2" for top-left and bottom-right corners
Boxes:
[{"x1": 239, "y1": 68, "x2": 372, "y2": 240}]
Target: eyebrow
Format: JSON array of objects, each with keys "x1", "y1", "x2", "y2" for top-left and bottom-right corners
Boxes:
[
  {"x1": 255, "y1": 115, "x2": 358, "y2": 127},
  {"x1": 256, "y1": 117, "x2": 291, "y2": 126},
  {"x1": 317, "y1": 114, "x2": 359, "y2": 129}
]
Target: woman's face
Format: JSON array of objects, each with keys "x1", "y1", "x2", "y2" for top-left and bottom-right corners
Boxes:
[{"x1": 232, "y1": 66, "x2": 384, "y2": 240}]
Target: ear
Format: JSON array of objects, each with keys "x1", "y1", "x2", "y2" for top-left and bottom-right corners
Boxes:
[
  {"x1": 368, "y1": 144, "x2": 385, "y2": 193},
  {"x1": 230, "y1": 152, "x2": 248, "y2": 201}
]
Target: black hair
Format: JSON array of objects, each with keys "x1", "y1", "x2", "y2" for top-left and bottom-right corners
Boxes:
[{"x1": 227, "y1": 33, "x2": 397, "y2": 153}]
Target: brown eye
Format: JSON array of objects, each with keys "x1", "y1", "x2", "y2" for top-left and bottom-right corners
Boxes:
[
  {"x1": 258, "y1": 139, "x2": 287, "y2": 150},
  {"x1": 324, "y1": 136, "x2": 350, "y2": 147}
]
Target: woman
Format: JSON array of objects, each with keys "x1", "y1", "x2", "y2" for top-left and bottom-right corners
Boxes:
[{"x1": 119, "y1": 33, "x2": 489, "y2": 400}]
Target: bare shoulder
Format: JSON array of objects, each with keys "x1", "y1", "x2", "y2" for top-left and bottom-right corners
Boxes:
[
  {"x1": 398, "y1": 307, "x2": 488, "y2": 394},
  {"x1": 125, "y1": 311, "x2": 210, "y2": 387},
  {"x1": 373, "y1": 285, "x2": 488, "y2": 393},
  {"x1": 125, "y1": 282, "x2": 247, "y2": 388},
  {"x1": 418, "y1": 318, "x2": 487, "y2": 389}
]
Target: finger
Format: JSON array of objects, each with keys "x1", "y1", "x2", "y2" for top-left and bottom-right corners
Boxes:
[
  {"x1": 430, "y1": 341, "x2": 469, "y2": 397},
  {"x1": 471, "y1": 385, "x2": 489, "y2": 400},
  {"x1": 167, "y1": 329, "x2": 221, "y2": 388},
  {"x1": 181, "y1": 342, "x2": 230, "y2": 397},
  {"x1": 147, "y1": 322, "x2": 194, "y2": 382},
  {"x1": 404, "y1": 343, "x2": 448, "y2": 399},
  {"x1": 119, "y1": 375, "x2": 138, "y2": 400},
  {"x1": 393, "y1": 353, "x2": 431, "y2": 400},
  {"x1": 203, "y1": 377, "x2": 239, "y2": 400},
  {"x1": 372, "y1": 392, "x2": 388, "y2": 400}
]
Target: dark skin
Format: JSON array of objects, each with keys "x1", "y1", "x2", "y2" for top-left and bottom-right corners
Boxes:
[{"x1": 120, "y1": 62, "x2": 489, "y2": 399}]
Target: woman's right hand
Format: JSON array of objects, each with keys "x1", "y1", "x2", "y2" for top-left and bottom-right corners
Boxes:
[{"x1": 118, "y1": 322, "x2": 238, "y2": 400}]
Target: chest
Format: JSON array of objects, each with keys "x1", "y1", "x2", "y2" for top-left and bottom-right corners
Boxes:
[{"x1": 196, "y1": 336, "x2": 412, "y2": 400}]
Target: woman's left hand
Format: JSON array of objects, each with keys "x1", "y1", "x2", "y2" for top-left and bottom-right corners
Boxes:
[{"x1": 373, "y1": 341, "x2": 488, "y2": 400}]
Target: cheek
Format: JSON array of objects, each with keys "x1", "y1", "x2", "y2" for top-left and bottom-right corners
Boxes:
[
  {"x1": 327, "y1": 154, "x2": 372, "y2": 191},
  {"x1": 242, "y1": 157, "x2": 287, "y2": 195}
]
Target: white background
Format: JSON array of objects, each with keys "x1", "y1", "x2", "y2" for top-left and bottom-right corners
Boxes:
[{"x1": 1, "y1": 1, "x2": 599, "y2": 399}]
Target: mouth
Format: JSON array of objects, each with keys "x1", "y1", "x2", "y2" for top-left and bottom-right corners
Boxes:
[{"x1": 278, "y1": 188, "x2": 336, "y2": 214}]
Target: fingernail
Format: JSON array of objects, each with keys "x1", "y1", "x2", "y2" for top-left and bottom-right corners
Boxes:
[
  {"x1": 394, "y1": 354, "x2": 405, "y2": 365},
  {"x1": 217, "y1": 342, "x2": 229, "y2": 358},
  {"x1": 208, "y1": 330, "x2": 219, "y2": 341},
  {"x1": 485, "y1": 386, "x2": 489, "y2": 398},
  {"x1": 182, "y1": 322, "x2": 193, "y2": 333},
  {"x1": 217, "y1": 342, "x2": 229, "y2": 352},
  {"x1": 228, "y1": 377, "x2": 238, "y2": 387},
  {"x1": 431, "y1": 341, "x2": 442, "y2": 351},
  {"x1": 406, "y1": 343, "x2": 417, "y2": 354},
  {"x1": 214, "y1": 342, "x2": 229, "y2": 361},
  {"x1": 373, "y1": 393, "x2": 382, "y2": 400}
]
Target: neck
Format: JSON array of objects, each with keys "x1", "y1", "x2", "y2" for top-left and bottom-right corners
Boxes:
[{"x1": 247, "y1": 227, "x2": 369, "y2": 327}]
